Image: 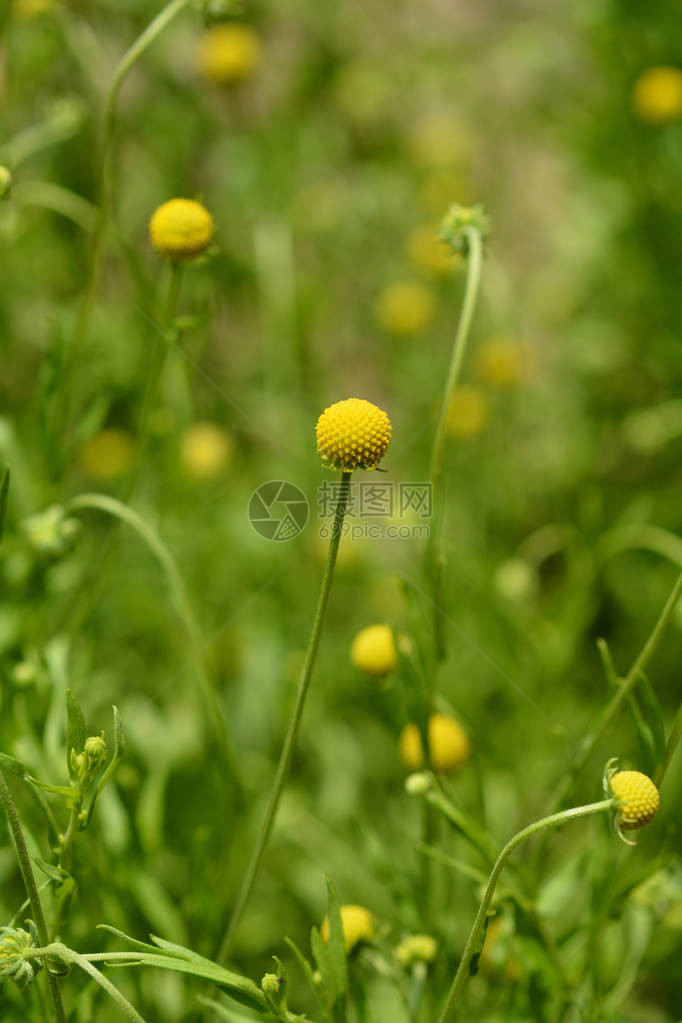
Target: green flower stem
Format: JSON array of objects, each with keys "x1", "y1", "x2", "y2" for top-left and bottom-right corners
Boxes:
[
  {"x1": 548, "y1": 570, "x2": 682, "y2": 812},
  {"x1": 0, "y1": 769, "x2": 67, "y2": 1023},
  {"x1": 34, "y1": 944, "x2": 146, "y2": 1023},
  {"x1": 60, "y1": 0, "x2": 194, "y2": 445},
  {"x1": 217, "y1": 471, "x2": 353, "y2": 963},
  {"x1": 427, "y1": 226, "x2": 483, "y2": 661},
  {"x1": 124, "y1": 261, "x2": 184, "y2": 502},
  {"x1": 656, "y1": 701, "x2": 682, "y2": 786},
  {"x1": 437, "y1": 799, "x2": 615, "y2": 1023}
]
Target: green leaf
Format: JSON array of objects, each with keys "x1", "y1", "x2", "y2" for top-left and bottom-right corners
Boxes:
[
  {"x1": 31, "y1": 855, "x2": 71, "y2": 884},
  {"x1": 283, "y1": 937, "x2": 327, "y2": 1018},
  {"x1": 0, "y1": 751, "x2": 27, "y2": 778},
  {"x1": 0, "y1": 465, "x2": 9, "y2": 544},
  {"x1": 66, "y1": 688, "x2": 86, "y2": 778},
  {"x1": 97, "y1": 926, "x2": 268, "y2": 1012},
  {"x1": 310, "y1": 928, "x2": 332, "y2": 1011},
  {"x1": 323, "y1": 876, "x2": 347, "y2": 1004}
]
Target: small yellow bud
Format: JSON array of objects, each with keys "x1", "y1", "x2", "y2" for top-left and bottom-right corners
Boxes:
[
  {"x1": 149, "y1": 198, "x2": 213, "y2": 261},
  {"x1": 399, "y1": 712, "x2": 471, "y2": 774},
  {"x1": 396, "y1": 934, "x2": 438, "y2": 968},
  {"x1": 180, "y1": 422, "x2": 233, "y2": 480},
  {"x1": 196, "y1": 24, "x2": 262, "y2": 85},
  {"x1": 350, "y1": 624, "x2": 397, "y2": 677},
  {"x1": 320, "y1": 905, "x2": 375, "y2": 953},
  {"x1": 609, "y1": 770, "x2": 659, "y2": 831},
  {"x1": 374, "y1": 281, "x2": 436, "y2": 336},
  {"x1": 316, "y1": 398, "x2": 391, "y2": 472},
  {"x1": 404, "y1": 771, "x2": 433, "y2": 796},
  {"x1": 632, "y1": 66, "x2": 682, "y2": 124},
  {"x1": 83, "y1": 734, "x2": 107, "y2": 772}
]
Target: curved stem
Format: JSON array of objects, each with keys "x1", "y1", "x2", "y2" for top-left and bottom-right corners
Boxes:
[
  {"x1": 217, "y1": 472, "x2": 353, "y2": 962},
  {"x1": 427, "y1": 227, "x2": 483, "y2": 662},
  {"x1": 60, "y1": 0, "x2": 194, "y2": 445},
  {"x1": 548, "y1": 570, "x2": 682, "y2": 812},
  {"x1": 437, "y1": 799, "x2": 615, "y2": 1023},
  {"x1": 0, "y1": 769, "x2": 67, "y2": 1023},
  {"x1": 42, "y1": 944, "x2": 146, "y2": 1023}
]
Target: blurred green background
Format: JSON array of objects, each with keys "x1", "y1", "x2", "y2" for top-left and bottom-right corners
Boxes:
[{"x1": 1, "y1": 1, "x2": 682, "y2": 1020}]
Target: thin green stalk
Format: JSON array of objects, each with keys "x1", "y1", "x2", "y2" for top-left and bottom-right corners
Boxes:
[
  {"x1": 549, "y1": 570, "x2": 682, "y2": 812},
  {"x1": 217, "y1": 472, "x2": 353, "y2": 962},
  {"x1": 427, "y1": 226, "x2": 483, "y2": 661},
  {"x1": 123, "y1": 261, "x2": 184, "y2": 502},
  {"x1": 437, "y1": 799, "x2": 615, "y2": 1023},
  {"x1": 655, "y1": 701, "x2": 682, "y2": 786},
  {"x1": 60, "y1": 0, "x2": 194, "y2": 444},
  {"x1": 37, "y1": 943, "x2": 146, "y2": 1023},
  {"x1": 0, "y1": 769, "x2": 67, "y2": 1023}
]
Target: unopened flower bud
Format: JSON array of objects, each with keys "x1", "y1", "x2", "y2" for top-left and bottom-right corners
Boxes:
[
  {"x1": 405, "y1": 771, "x2": 433, "y2": 796},
  {"x1": 0, "y1": 923, "x2": 41, "y2": 989},
  {"x1": 83, "y1": 734, "x2": 107, "y2": 772},
  {"x1": 396, "y1": 934, "x2": 438, "y2": 968}
]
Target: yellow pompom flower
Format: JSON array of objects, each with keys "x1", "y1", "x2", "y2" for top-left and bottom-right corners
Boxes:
[
  {"x1": 320, "y1": 905, "x2": 375, "y2": 953},
  {"x1": 608, "y1": 770, "x2": 659, "y2": 831},
  {"x1": 374, "y1": 281, "x2": 435, "y2": 336},
  {"x1": 405, "y1": 225, "x2": 460, "y2": 278},
  {"x1": 180, "y1": 422, "x2": 233, "y2": 480},
  {"x1": 149, "y1": 199, "x2": 213, "y2": 261},
  {"x1": 446, "y1": 386, "x2": 490, "y2": 438},
  {"x1": 632, "y1": 66, "x2": 682, "y2": 124},
  {"x1": 197, "y1": 24, "x2": 262, "y2": 85},
  {"x1": 316, "y1": 398, "x2": 391, "y2": 471},
  {"x1": 350, "y1": 624, "x2": 397, "y2": 677},
  {"x1": 78, "y1": 429, "x2": 134, "y2": 480},
  {"x1": 399, "y1": 712, "x2": 471, "y2": 774}
]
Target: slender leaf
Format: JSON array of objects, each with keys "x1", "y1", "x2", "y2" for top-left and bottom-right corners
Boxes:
[
  {"x1": 635, "y1": 670, "x2": 667, "y2": 771},
  {"x1": 66, "y1": 688, "x2": 85, "y2": 778},
  {"x1": 323, "y1": 876, "x2": 347, "y2": 1004},
  {"x1": 0, "y1": 465, "x2": 9, "y2": 544}
]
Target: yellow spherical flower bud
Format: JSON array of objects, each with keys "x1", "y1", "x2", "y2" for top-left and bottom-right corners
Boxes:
[
  {"x1": 609, "y1": 770, "x2": 659, "y2": 831},
  {"x1": 399, "y1": 712, "x2": 471, "y2": 774},
  {"x1": 316, "y1": 398, "x2": 391, "y2": 471},
  {"x1": 374, "y1": 281, "x2": 435, "y2": 336},
  {"x1": 633, "y1": 66, "x2": 682, "y2": 124},
  {"x1": 180, "y1": 422, "x2": 233, "y2": 480},
  {"x1": 405, "y1": 225, "x2": 460, "y2": 278},
  {"x1": 446, "y1": 386, "x2": 490, "y2": 438},
  {"x1": 350, "y1": 624, "x2": 397, "y2": 677},
  {"x1": 78, "y1": 429, "x2": 134, "y2": 480},
  {"x1": 320, "y1": 905, "x2": 375, "y2": 953},
  {"x1": 197, "y1": 24, "x2": 262, "y2": 85},
  {"x1": 149, "y1": 199, "x2": 213, "y2": 261}
]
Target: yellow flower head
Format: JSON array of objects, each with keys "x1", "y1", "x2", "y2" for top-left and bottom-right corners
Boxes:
[
  {"x1": 149, "y1": 199, "x2": 213, "y2": 261},
  {"x1": 0, "y1": 167, "x2": 12, "y2": 199},
  {"x1": 350, "y1": 624, "x2": 397, "y2": 677},
  {"x1": 405, "y1": 225, "x2": 460, "y2": 278},
  {"x1": 395, "y1": 934, "x2": 438, "y2": 968},
  {"x1": 197, "y1": 24, "x2": 262, "y2": 85},
  {"x1": 474, "y1": 336, "x2": 533, "y2": 389},
  {"x1": 446, "y1": 386, "x2": 490, "y2": 438},
  {"x1": 180, "y1": 422, "x2": 233, "y2": 480},
  {"x1": 316, "y1": 398, "x2": 391, "y2": 471},
  {"x1": 399, "y1": 712, "x2": 471, "y2": 774},
  {"x1": 78, "y1": 429, "x2": 134, "y2": 480},
  {"x1": 320, "y1": 905, "x2": 375, "y2": 953},
  {"x1": 633, "y1": 66, "x2": 682, "y2": 124},
  {"x1": 374, "y1": 281, "x2": 435, "y2": 336},
  {"x1": 608, "y1": 770, "x2": 659, "y2": 831}
]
